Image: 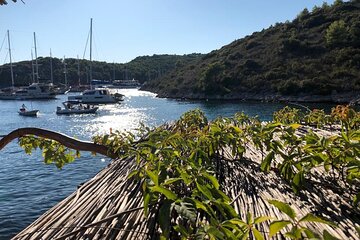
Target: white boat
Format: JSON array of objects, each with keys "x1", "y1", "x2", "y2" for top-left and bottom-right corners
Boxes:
[
  {"x1": 0, "y1": 31, "x2": 57, "y2": 100},
  {"x1": 18, "y1": 104, "x2": 39, "y2": 117},
  {"x1": 56, "y1": 101, "x2": 98, "y2": 115},
  {"x1": 68, "y1": 88, "x2": 124, "y2": 104},
  {"x1": 0, "y1": 83, "x2": 56, "y2": 100},
  {"x1": 111, "y1": 79, "x2": 141, "y2": 89}
]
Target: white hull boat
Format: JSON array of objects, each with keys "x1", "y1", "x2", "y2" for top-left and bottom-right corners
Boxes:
[
  {"x1": 56, "y1": 101, "x2": 99, "y2": 115},
  {"x1": 68, "y1": 89, "x2": 124, "y2": 104},
  {"x1": 0, "y1": 83, "x2": 56, "y2": 100}
]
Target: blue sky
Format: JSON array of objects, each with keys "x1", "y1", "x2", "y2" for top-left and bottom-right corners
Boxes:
[{"x1": 0, "y1": 0, "x2": 335, "y2": 64}]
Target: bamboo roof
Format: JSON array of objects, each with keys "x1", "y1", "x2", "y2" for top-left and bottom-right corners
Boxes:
[{"x1": 11, "y1": 126, "x2": 360, "y2": 239}]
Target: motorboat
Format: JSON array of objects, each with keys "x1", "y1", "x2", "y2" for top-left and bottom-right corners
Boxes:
[
  {"x1": 56, "y1": 101, "x2": 99, "y2": 115},
  {"x1": 68, "y1": 88, "x2": 124, "y2": 104},
  {"x1": 18, "y1": 104, "x2": 39, "y2": 117},
  {"x1": 0, "y1": 83, "x2": 57, "y2": 100},
  {"x1": 110, "y1": 79, "x2": 141, "y2": 89}
]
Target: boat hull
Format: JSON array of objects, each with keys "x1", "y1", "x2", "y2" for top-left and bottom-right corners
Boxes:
[
  {"x1": 68, "y1": 95, "x2": 117, "y2": 104},
  {"x1": 18, "y1": 110, "x2": 39, "y2": 117},
  {"x1": 56, "y1": 107, "x2": 98, "y2": 115}
]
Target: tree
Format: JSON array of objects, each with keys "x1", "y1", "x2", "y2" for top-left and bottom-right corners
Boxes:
[
  {"x1": 349, "y1": 20, "x2": 360, "y2": 46},
  {"x1": 333, "y1": 0, "x2": 343, "y2": 6},
  {"x1": 325, "y1": 20, "x2": 349, "y2": 47},
  {"x1": 297, "y1": 8, "x2": 309, "y2": 21}
]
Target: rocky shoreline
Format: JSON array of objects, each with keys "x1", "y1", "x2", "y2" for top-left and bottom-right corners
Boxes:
[{"x1": 150, "y1": 90, "x2": 360, "y2": 104}]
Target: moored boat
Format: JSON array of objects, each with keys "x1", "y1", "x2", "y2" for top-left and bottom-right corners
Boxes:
[
  {"x1": 68, "y1": 88, "x2": 124, "y2": 104},
  {"x1": 0, "y1": 83, "x2": 57, "y2": 100},
  {"x1": 111, "y1": 79, "x2": 141, "y2": 89},
  {"x1": 56, "y1": 101, "x2": 98, "y2": 115}
]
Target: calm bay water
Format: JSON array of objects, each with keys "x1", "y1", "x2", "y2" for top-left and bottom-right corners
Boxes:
[{"x1": 0, "y1": 89, "x2": 332, "y2": 239}]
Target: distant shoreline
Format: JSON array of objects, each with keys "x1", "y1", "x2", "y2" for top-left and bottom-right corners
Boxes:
[{"x1": 147, "y1": 90, "x2": 360, "y2": 105}]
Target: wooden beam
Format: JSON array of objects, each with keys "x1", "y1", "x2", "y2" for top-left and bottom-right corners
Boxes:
[{"x1": 0, "y1": 127, "x2": 118, "y2": 159}]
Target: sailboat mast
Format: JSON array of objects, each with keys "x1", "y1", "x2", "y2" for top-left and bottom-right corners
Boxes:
[
  {"x1": 31, "y1": 50, "x2": 35, "y2": 83},
  {"x1": 33, "y1": 32, "x2": 39, "y2": 83},
  {"x1": 112, "y1": 61, "x2": 115, "y2": 82},
  {"x1": 50, "y1": 49, "x2": 53, "y2": 84},
  {"x1": 63, "y1": 56, "x2": 67, "y2": 88},
  {"x1": 77, "y1": 55, "x2": 81, "y2": 86},
  {"x1": 89, "y1": 18, "x2": 93, "y2": 85},
  {"x1": 7, "y1": 30, "x2": 14, "y2": 89}
]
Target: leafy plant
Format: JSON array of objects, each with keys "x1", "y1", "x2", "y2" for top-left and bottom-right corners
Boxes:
[{"x1": 268, "y1": 200, "x2": 337, "y2": 239}]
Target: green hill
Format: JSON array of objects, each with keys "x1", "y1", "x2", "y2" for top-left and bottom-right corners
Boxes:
[
  {"x1": 0, "y1": 54, "x2": 202, "y2": 88},
  {"x1": 142, "y1": 0, "x2": 360, "y2": 103}
]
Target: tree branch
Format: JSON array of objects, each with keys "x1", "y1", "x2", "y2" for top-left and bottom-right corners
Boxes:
[{"x1": 0, "y1": 127, "x2": 118, "y2": 159}]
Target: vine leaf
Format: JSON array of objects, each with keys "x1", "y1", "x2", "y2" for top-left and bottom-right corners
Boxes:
[
  {"x1": 260, "y1": 151, "x2": 275, "y2": 172},
  {"x1": 323, "y1": 230, "x2": 340, "y2": 240},
  {"x1": 159, "y1": 200, "x2": 172, "y2": 239},
  {"x1": 268, "y1": 200, "x2": 296, "y2": 220},
  {"x1": 299, "y1": 213, "x2": 336, "y2": 227},
  {"x1": 150, "y1": 186, "x2": 177, "y2": 200},
  {"x1": 269, "y1": 220, "x2": 291, "y2": 238}
]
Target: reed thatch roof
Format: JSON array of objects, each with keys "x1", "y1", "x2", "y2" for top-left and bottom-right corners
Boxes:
[{"x1": 11, "y1": 125, "x2": 359, "y2": 239}]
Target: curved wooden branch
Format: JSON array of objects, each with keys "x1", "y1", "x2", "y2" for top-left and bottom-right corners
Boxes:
[{"x1": 0, "y1": 127, "x2": 118, "y2": 159}]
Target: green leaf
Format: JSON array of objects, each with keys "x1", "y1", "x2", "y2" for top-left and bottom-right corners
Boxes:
[
  {"x1": 269, "y1": 220, "x2": 291, "y2": 238},
  {"x1": 202, "y1": 171, "x2": 220, "y2": 189},
  {"x1": 252, "y1": 228, "x2": 264, "y2": 240},
  {"x1": 302, "y1": 228, "x2": 316, "y2": 239},
  {"x1": 174, "y1": 201, "x2": 197, "y2": 222},
  {"x1": 323, "y1": 230, "x2": 340, "y2": 240},
  {"x1": 246, "y1": 212, "x2": 253, "y2": 224},
  {"x1": 290, "y1": 123, "x2": 302, "y2": 129},
  {"x1": 163, "y1": 177, "x2": 182, "y2": 186},
  {"x1": 254, "y1": 216, "x2": 272, "y2": 224},
  {"x1": 127, "y1": 169, "x2": 139, "y2": 179},
  {"x1": 353, "y1": 192, "x2": 360, "y2": 207},
  {"x1": 196, "y1": 181, "x2": 213, "y2": 199},
  {"x1": 207, "y1": 226, "x2": 225, "y2": 239},
  {"x1": 299, "y1": 213, "x2": 336, "y2": 227},
  {"x1": 159, "y1": 200, "x2": 172, "y2": 239},
  {"x1": 261, "y1": 151, "x2": 275, "y2": 172},
  {"x1": 150, "y1": 186, "x2": 177, "y2": 200},
  {"x1": 174, "y1": 225, "x2": 189, "y2": 237},
  {"x1": 268, "y1": 200, "x2": 296, "y2": 220},
  {"x1": 193, "y1": 199, "x2": 208, "y2": 212},
  {"x1": 143, "y1": 192, "x2": 151, "y2": 216},
  {"x1": 355, "y1": 226, "x2": 360, "y2": 238}
]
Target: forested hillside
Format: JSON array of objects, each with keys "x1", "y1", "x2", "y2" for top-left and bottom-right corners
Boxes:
[
  {"x1": 0, "y1": 54, "x2": 202, "y2": 88},
  {"x1": 142, "y1": 0, "x2": 360, "y2": 103}
]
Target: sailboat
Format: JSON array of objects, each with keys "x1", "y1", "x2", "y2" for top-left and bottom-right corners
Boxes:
[
  {"x1": 68, "y1": 19, "x2": 124, "y2": 104},
  {"x1": 0, "y1": 30, "x2": 17, "y2": 99},
  {"x1": 0, "y1": 31, "x2": 57, "y2": 100}
]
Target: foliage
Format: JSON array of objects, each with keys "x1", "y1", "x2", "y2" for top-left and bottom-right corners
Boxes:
[
  {"x1": 18, "y1": 135, "x2": 80, "y2": 169},
  {"x1": 268, "y1": 200, "x2": 337, "y2": 239},
  {"x1": 325, "y1": 20, "x2": 349, "y2": 47},
  {"x1": 17, "y1": 106, "x2": 360, "y2": 238}
]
